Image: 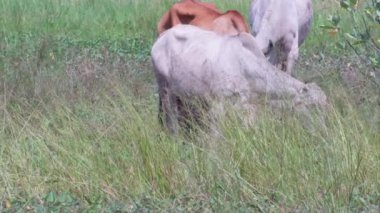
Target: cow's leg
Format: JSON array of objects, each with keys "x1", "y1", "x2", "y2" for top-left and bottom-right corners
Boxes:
[
  {"x1": 268, "y1": 44, "x2": 279, "y2": 68},
  {"x1": 177, "y1": 97, "x2": 209, "y2": 136},
  {"x1": 156, "y1": 72, "x2": 177, "y2": 133},
  {"x1": 284, "y1": 32, "x2": 299, "y2": 76},
  {"x1": 177, "y1": 97, "x2": 195, "y2": 135}
]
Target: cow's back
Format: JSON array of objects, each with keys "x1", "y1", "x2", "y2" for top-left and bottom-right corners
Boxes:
[{"x1": 152, "y1": 25, "x2": 256, "y2": 98}]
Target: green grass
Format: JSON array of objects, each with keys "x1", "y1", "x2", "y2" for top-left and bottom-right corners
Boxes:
[{"x1": 0, "y1": 0, "x2": 379, "y2": 211}]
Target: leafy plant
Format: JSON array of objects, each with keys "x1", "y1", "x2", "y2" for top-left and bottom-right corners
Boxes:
[{"x1": 322, "y1": 0, "x2": 380, "y2": 85}]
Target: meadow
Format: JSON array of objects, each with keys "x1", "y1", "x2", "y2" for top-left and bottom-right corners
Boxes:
[{"x1": 0, "y1": 0, "x2": 379, "y2": 211}]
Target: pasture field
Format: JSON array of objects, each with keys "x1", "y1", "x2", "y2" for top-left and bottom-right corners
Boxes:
[{"x1": 0, "y1": 0, "x2": 379, "y2": 211}]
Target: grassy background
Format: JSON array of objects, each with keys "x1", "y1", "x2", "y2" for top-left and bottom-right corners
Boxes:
[{"x1": 0, "y1": 0, "x2": 379, "y2": 211}]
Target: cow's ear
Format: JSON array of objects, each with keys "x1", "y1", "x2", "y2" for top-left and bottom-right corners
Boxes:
[{"x1": 238, "y1": 33, "x2": 265, "y2": 58}]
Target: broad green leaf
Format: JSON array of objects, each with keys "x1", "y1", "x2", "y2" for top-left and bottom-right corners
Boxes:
[
  {"x1": 44, "y1": 192, "x2": 56, "y2": 203},
  {"x1": 331, "y1": 15, "x2": 341, "y2": 26},
  {"x1": 369, "y1": 56, "x2": 379, "y2": 64}
]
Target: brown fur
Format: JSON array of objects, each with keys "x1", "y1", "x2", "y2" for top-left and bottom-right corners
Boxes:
[{"x1": 157, "y1": 0, "x2": 249, "y2": 36}]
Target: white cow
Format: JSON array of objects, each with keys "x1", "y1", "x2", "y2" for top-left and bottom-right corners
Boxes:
[
  {"x1": 249, "y1": 0, "x2": 313, "y2": 75},
  {"x1": 151, "y1": 25, "x2": 326, "y2": 133}
]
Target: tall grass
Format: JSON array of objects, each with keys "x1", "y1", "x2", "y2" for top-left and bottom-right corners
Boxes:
[
  {"x1": 0, "y1": 0, "x2": 379, "y2": 211},
  {"x1": 1, "y1": 88, "x2": 378, "y2": 211}
]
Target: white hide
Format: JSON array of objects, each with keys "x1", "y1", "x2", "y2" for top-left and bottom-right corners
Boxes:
[
  {"x1": 151, "y1": 25, "x2": 326, "y2": 132},
  {"x1": 249, "y1": 0, "x2": 313, "y2": 75}
]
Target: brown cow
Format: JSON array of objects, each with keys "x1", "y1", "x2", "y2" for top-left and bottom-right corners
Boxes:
[{"x1": 157, "y1": 0, "x2": 249, "y2": 36}]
